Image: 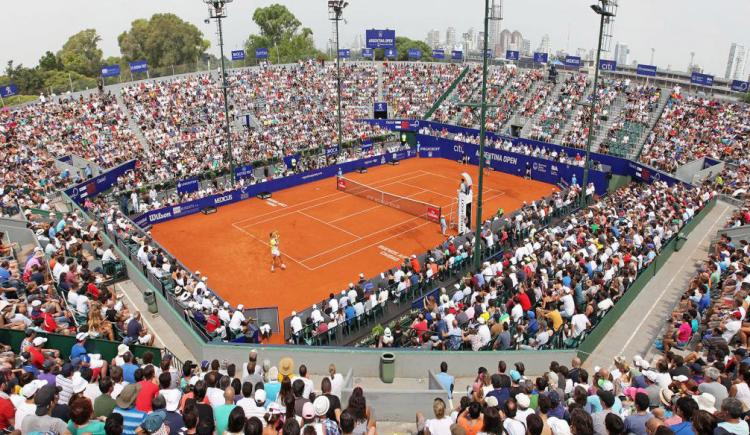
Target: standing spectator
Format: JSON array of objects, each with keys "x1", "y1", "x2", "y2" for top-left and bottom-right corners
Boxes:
[
  {"x1": 21, "y1": 384, "x2": 68, "y2": 434},
  {"x1": 420, "y1": 398, "x2": 452, "y2": 435},
  {"x1": 93, "y1": 376, "x2": 117, "y2": 418},
  {"x1": 113, "y1": 383, "x2": 146, "y2": 435},
  {"x1": 68, "y1": 396, "x2": 106, "y2": 434},
  {"x1": 214, "y1": 386, "x2": 238, "y2": 435},
  {"x1": 624, "y1": 393, "x2": 652, "y2": 435}
]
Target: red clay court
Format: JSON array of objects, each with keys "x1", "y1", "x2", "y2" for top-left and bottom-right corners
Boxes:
[{"x1": 150, "y1": 158, "x2": 557, "y2": 342}]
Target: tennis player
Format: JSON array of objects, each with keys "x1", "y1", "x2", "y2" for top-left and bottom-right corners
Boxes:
[{"x1": 270, "y1": 231, "x2": 286, "y2": 272}]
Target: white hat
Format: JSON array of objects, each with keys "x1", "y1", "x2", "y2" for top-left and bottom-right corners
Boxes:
[
  {"x1": 314, "y1": 395, "x2": 330, "y2": 416},
  {"x1": 672, "y1": 375, "x2": 689, "y2": 383},
  {"x1": 694, "y1": 392, "x2": 717, "y2": 413},
  {"x1": 383, "y1": 327, "x2": 392, "y2": 338},
  {"x1": 22, "y1": 379, "x2": 46, "y2": 398},
  {"x1": 516, "y1": 393, "x2": 530, "y2": 409},
  {"x1": 477, "y1": 316, "x2": 486, "y2": 324},
  {"x1": 201, "y1": 276, "x2": 208, "y2": 282},
  {"x1": 255, "y1": 389, "x2": 267, "y2": 403},
  {"x1": 548, "y1": 417, "x2": 572, "y2": 435},
  {"x1": 163, "y1": 388, "x2": 182, "y2": 412},
  {"x1": 71, "y1": 373, "x2": 87, "y2": 393},
  {"x1": 485, "y1": 396, "x2": 499, "y2": 407},
  {"x1": 223, "y1": 302, "x2": 229, "y2": 308},
  {"x1": 237, "y1": 304, "x2": 244, "y2": 310},
  {"x1": 32, "y1": 337, "x2": 47, "y2": 346},
  {"x1": 599, "y1": 380, "x2": 614, "y2": 392},
  {"x1": 117, "y1": 344, "x2": 129, "y2": 356},
  {"x1": 31, "y1": 300, "x2": 42, "y2": 307},
  {"x1": 644, "y1": 370, "x2": 659, "y2": 382},
  {"x1": 76, "y1": 332, "x2": 89, "y2": 341}
]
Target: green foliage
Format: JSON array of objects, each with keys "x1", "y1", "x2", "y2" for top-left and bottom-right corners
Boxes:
[
  {"x1": 38, "y1": 51, "x2": 62, "y2": 72},
  {"x1": 743, "y1": 92, "x2": 750, "y2": 104},
  {"x1": 118, "y1": 14, "x2": 209, "y2": 68},
  {"x1": 42, "y1": 70, "x2": 96, "y2": 94},
  {"x1": 0, "y1": 95, "x2": 38, "y2": 107},
  {"x1": 5, "y1": 61, "x2": 45, "y2": 95},
  {"x1": 245, "y1": 4, "x2": 324, "y2": 64},
  {"x1": 395, "y1": 37, "x2": 432, "y2": 62},
  {"x1": 58, "y1": 29, "x2": 103, "y2": 77}
]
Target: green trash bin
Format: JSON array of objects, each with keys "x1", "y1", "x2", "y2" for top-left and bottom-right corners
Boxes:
[
  {"x1": 674, "y1": 232, "x2": 688, "y2": 252},
  {"x1": 380, "y1": 352, "x2": 395, "y2": 383},
  {"x1": 143, "y1": 290, "x2": 158, "y2": 314}
]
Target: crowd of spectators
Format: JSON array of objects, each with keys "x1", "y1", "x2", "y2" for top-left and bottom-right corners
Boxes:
[
  {"x1": 598, "y1": 84, "x2": 662, "y2": 157},
  {"x1": 528, "y1": 74, "x2": 589, "y2": 143},
  {"x1": 372, "y1": 181, "x2": 713, "y2": 352},
  {"x1": 559, "y1": 79, "x2": 625, "y2": 149},
  {"x1": 383, "y1": 63, "x2": 463, "y2": 119},
  {"x1": 640, "y1": 93, "x2": 750, "y2": 173}
]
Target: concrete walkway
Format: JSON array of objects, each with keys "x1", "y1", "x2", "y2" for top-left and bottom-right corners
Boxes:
[
  {"x1": 115, "y1": 281, "x2": 196, "y2": 363},
  {"x1": 582, "y1": 200, "x2": 734, "y2": 370}
]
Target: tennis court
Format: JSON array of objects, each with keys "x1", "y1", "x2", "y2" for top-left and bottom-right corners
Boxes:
[{"x1": 150, "y1": 158, "x2": 557, "y2": 342}]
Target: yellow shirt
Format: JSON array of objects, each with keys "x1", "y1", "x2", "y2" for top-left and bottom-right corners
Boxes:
[{"x1": 546, "y1": 310, "x2": 563, "y2": 332}]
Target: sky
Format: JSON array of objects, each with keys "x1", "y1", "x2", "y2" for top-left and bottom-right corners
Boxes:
[{"x1": 2, "y1": 0, "x2": 748, "y2": 78}]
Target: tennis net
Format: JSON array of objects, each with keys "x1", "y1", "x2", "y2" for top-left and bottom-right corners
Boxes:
[{"x1": 336, "y1": 176, "x2": 442, "y2": 224}]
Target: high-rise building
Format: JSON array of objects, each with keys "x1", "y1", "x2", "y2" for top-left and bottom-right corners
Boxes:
[
  {"x1": 488, "y1": 0, "x2": 503, "y2": 49},
  {"x1": 613, "y1": 42, "x2": 629, "y2": 66},
  {"x1": 536, "y1": 34, "x2": 551, "y2": 56},
  {"x1": 446, "y1": 27, "x2": 457, "y2": 49},
  {"x1": 472, "y1": 31, "x2": 484, "y2": 52},
  {"x1": 725, "y1": 43, "x2": 747, "y2": 80},
  {"x1": 498, "y1": 29, "x2": 523, "y2": 54},
  {"x1": 521, "y1": 39, "x2": 531, "y2": 57},
  {"x1": 426, "y1": 29, "x2": 441, "y2": 49}
]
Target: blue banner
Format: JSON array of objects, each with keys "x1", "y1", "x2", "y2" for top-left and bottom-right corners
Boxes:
[
  {"x1": 234, "y1": 164, "x2": 255, "y2": 181},
  {"x1": 361, "y1": 47, "x2": 374, "y2": 58},
  {"x1": 338, "y1": 49, "x2": 350, "y2": 59},
  {"x1": 506, "y1": 50, "x2": 520, "y2": 61},
  {"x1": 325, "y1": 146, "x2": 339, "y2": 157},
  {"x1": 451, "y1": 50, "x2": 463, "y2": 61},
  {"x1": 361, "y1": 139, "x2": 373, "y2": 152},
  {"x1": 408, "y1": 48, "x2": 422, "y2": 59},
  {"x1": 101, "y1": 64, "x2": 121, "y2": 78},
  {"x1": 65, "y1": 160, "x2": 138, "y2": 204},
  {"x1": 533, "y1": 52, "x2": 548, "y2": 64},
  {"x1": 374, "y1": 102, "x2": 388, "y2": 113},
  {"x1": 636, "y1": 64, "x2": 657, "y2": 77},
  {"x1": 135, "y1": 151, "x2": 414, "y2": 227},
  {"x1": 432, "y1": 49, "x2": 445, "y2": 59},
  {"x1": 177, "y1": 177, "x2": 200, "y2": 195},
  {"x1": 731, "y1": 80, "x2": 749, "y2": 93},
  {"x1": 599, "y1": 59, "x2": 616, "y2": 71},
  {"x1": 564, "y1": 56, "x2": 581, "y2": 68},
  {"x1": 385, "y1": 48, "x2": 397, "y2": 59},
  {"x1": 0, "y1": 84, "x2": 18, "y2": 98},
  {"x1": 283, "y1": 154, "x2": 301, "y2": 169},
  {"x1": 231, "y1": 50, "x2": 245, "y2": 60},
  {"x1": 484, "y1": 49, "x2": 494, "y2": 58},
  {"x1": 129, "y1": 60, "x2": 148, "y2": 73},
  {"x1": 366, "y1": 29, "x2": 396, "y2": 49},
  {"x1": 255, "y1": 48, "x2": 269, "y2": 59},
  {"x1": 691, "y1": 72, "x2": 714, "y2": 87}
]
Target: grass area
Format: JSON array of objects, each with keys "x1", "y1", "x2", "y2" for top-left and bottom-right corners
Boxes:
[{"x1": 1, "y1": 95, "x2": 38, "y2": 107}]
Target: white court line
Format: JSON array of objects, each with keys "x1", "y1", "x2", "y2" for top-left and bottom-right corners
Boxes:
[
  {"x1": 235, "y1": 171, "x2": 433, "y2": 229},
  {"x1": 308, "y1": 221, "x2": 433, "y2": 270},
  {"x1": 231, "y1": 170, "x2": 430, "y2": 226},
  {"x1": 299, "y1": 214, "x2": 425, "y2": 262},
  {"x1": 297, "y1": 211, "x2": 362, "y2": 239},
  {"x1": 231, "y1": 223, "x2": 314, "y2": 271},
  {"x1": 419, "y1": 169, "x2": 503, "y2": 194},
  {"x1": 617, "y1": 205, "x2": 731, "y2": 358},
  {"x1": 394, "y1": 181, "x2": 457, "y2": 201}
]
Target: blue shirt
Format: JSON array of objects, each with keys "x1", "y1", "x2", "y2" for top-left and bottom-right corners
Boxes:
[
  {"x1": 0, "y1": 267, "x2": 10, "y2": 282},
  {"x1": 70, "y1": 343, "x2": 90, "y2": 363},
  {"x1": 669, "y1": 422, "x2": 695, "y2": 435},
  {"x1": 113, "y1": 406, "x2": 146, "y2": 435},
  {"x1": 435, "y1": 372, "x2": 455, "y2": 398},
  {"x1": 121, "y1": 363, "x2": 139, "y2": 384},
  {"x1": 264, "y1": 381, "x2": 281, "y2": 402},
  {"x1": 345, "y1": 305, "x2": 356, "y2": 321}
]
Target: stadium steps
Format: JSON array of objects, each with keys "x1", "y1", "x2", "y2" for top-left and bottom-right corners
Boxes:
[
  {"x1": 115, "y1": 92, "x2": 152, "y2": 154},
  {"x1": 633, "y1": 88, "x2": 670, "y2": 160},
  {"x1": 376, "y1": 62, "x2": 385, "y2": 102},
  {"x1": 581, "y1": 200, "x2": 734, "y2": 370},
  {"x1": 591, "y1": 94, "x2": 627, "y2": 153},
  {"x1": 424, "y1": 65, "x2": 470, "y2": 120},
  {"x1": 114, "y1": 280, "x2": 197, "y2": 363},
  {"x1": 519, "y1": 76, "x2": 568, "y2": 138}
]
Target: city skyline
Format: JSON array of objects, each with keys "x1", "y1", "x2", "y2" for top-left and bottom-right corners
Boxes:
[{"x1": 1, "y1": 0, "x2": 749, "y2": 78}]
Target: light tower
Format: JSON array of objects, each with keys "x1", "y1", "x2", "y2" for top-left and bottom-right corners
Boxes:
[{"x1": 328, "y1": 1, "x2": 348, "y2": 157}]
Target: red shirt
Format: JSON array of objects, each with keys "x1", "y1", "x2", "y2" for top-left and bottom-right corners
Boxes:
[
  {"x1": 86, "y1": 283, "x2": 100, "y2": 299},
  {"x1": 0, "y1": 396, "x2": 13, "y2": 430},
  {"x1": 518, "y1": 293, "x2": 531, "y2": 312},
  {"x1": 29, "y1": 346, "x2": 45, "y2": 369},
  {"x1": 135, "y1": 380, "x2": 159, "y2": 412},
  {"x1": 42, "y1": 312, "x2": 58, "y2": 333},
  {"x1": 206, "y1": 314, "x2": 221, "y2": 333}
]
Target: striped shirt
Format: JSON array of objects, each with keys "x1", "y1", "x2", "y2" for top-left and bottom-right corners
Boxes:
[
  {"x1": 55, "y1": 375, "x2": 74, "y2": 405},
  {"x1": 113, "y1": 406, "x2": 147, "y2": 435}
]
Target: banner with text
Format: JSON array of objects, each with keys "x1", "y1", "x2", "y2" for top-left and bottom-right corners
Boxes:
[
  {"x1": 506, "y1": 50, "x2": 520, "y2": 61},
  {"x1": 177, "y1": 177, "x2": 200, "y2": 195},
  {"x1": 365, "y1": 29, "x2": 396, "y2": 49},
  {"x1": 361, "y1": 48, "x2": 374, "y2": 58},
  {"x1": 731, "y1": 80, "x2": 749, "y2": 93},
  {"x1": 408, "y1": 48, "x2": 422, "y2": 59},
  {"x1": 533, "y1": 52, "x2": 548, "y2": 64},
  {"x1": 451, "y1": 50, "x2": 463, "y2": 61},
  {"x1": 691, "y1": 72, "x2": 714, "y2": 86},
  {"x1": 432, "y1": 49, "x2": 445, "y2": 59},
  {"x1": 0, "y1": 84, "x2": 18, "y2": 98},
  {"x1": 636, "y1": 64, "x2": 657, "y2": 77},
  {"x1": 385, "y1": 48, "x2": 397, "y2": 59},
  {"x1": 129, "y1": 60, "x2": 148, "y2": 73},
  {"x1": 564, "y1": 56, "x2": 582, "y2": 68},
  {"x1": 338, "y1": 49, "x2": 351, "y2": 59},
  {"x1": 65, "y1": 160, "x2": 138, "y2": 204},
  {"x1": 599, "y1": 59, "x2": 616, "y2": 71},
  {"x1": 255, "y1": 48, "x2": 269, "y2": 59},
  {"x1": 231, "y1": 50, "x2": 245, "y2": 61},
  {"x1": 101, "y1": 65, "x2": 121, "y2": 78}
]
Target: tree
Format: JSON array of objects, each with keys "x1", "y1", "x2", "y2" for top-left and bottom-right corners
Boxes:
[
  {"x1": 252, "y1": 4, "x2": 301, "y2": 46},
  {"x1": 244, "y1": 4, "x2": 324, "y2": 64},
  {"x1": 42, "y1": 70, "x2": 96, "y2": 94},
  {"x1": 5, "y1": 61, "x2": 45, "y2": 95},
  {"x1": 395, "y1": 37, "x2": 432, "y2": 62},
  {"x1": 743, "y1": 92, "x2": 750, "y2": 104},
  {"x1": 58, "y1": 29, "x2": 103, "y2": 77},
  {"x1": 38, "y1": 51, "x2": 62, "y2": 72},
  {"x1": 118, "y1": 14, "x2": 209, "y2": 68}
]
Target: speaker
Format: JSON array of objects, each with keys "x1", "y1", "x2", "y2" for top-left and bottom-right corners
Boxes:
[
  {"x1": 510, "y1": 125, "x2": 522, "y2": 138},
  {"x1": 257, "y1": 192, "x2": 272, "y2": 199},
  {"x1": 201, "y1": 206, "x2": 217, "y2": 215}
]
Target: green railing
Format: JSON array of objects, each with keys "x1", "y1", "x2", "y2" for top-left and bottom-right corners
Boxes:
[
  {"x1": 424, "y1": 66, "x2": 470, "y2": 120},
  {"x1": 576, "y1": 197, "x2": 716, "y2": 360},
  {"x1": 0, "y1": 328, "x2": 162, "y2": 364}
]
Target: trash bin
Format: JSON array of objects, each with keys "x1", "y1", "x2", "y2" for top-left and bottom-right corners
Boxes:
[
  {"x1": 379, "y1": 352, "x2": 395, "y2": 383},
  {"x1": 674, "y1": 232, "x2": 688, "y2": 252},
  {"x1": 143, "y1": 290, "x2": 158, "y2": 314}
]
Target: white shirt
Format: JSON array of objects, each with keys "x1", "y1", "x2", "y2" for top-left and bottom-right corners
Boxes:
[
  {"x1": 561, "y1": 294, "x2": 575, "y2": 316},
  {"x1": 102, "y1": 248, "x2": 117, "y2": 263},
  {"x1": 14, "y1": 401, "x2": 36, "y2": 430},
  {"x1": 206, "y1": 387, "x2": 225, "y2": 407},
  {"x1": 229, "y1": 310, "x2": 246, "y2": 331},
  {"x1": 300, "y1": 376, "x2": 314, "y2": 399},
  {"x1": 84, "y1": 383, "x2": 101, "y2": 402},
  {"x1": 290, "y1": 316, "x2": 303, "y2": 334},
  {"x1": 504, "y1": 417, "x2": 526, "y2": 435},
  {"x1": 425, "y1": 417, "x2": 452, "y2": 435},
  {"x1": 329, "y1": 373, "x2": 344, "y2": 398},
  {"x1": 571, "y1": 314, "x2": 590, "y2": 337}
]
